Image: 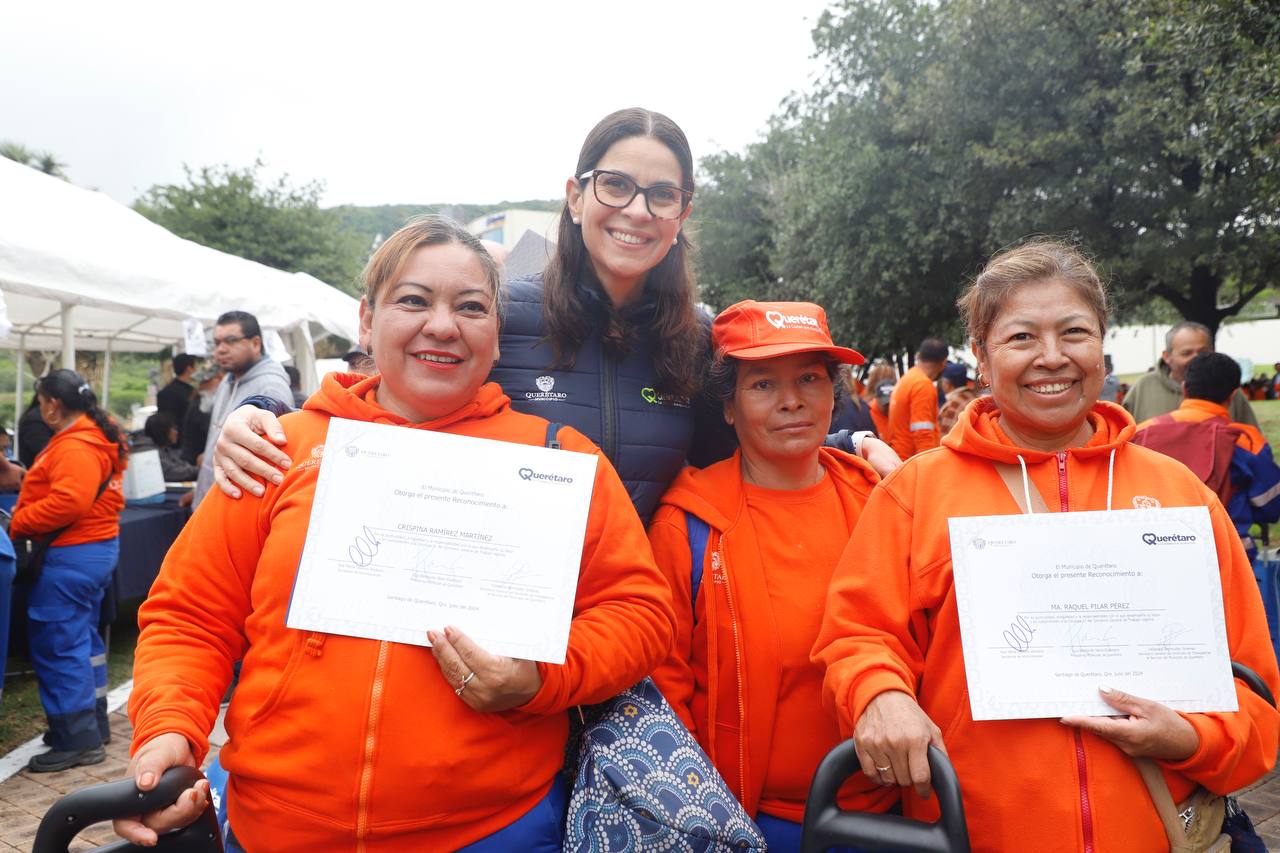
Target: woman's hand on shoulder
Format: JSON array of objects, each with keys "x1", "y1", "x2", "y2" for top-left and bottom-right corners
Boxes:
[
  {"x1": 112, "y1": 732, "x2": 207, "y2": 845},
  {"x1": 854, "y1": 689, "x2": 945, "y2": 799},
  {"x1": 860, "y1": 436, "x2": 902, "y2": 478},
  {"x1": 1060, "y1": 687, "x2": 1200, "y2": 761},
  {"x1": 213, "y1": 406, "x2": 292, "y2": 499},
  {"x1": 428, "y1": 625, "x2": 543, "y2": 712}
]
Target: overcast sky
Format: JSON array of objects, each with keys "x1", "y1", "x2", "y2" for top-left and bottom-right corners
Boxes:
[{"x1": 1, "y1": 0, "x2": 832, "y2": 208}]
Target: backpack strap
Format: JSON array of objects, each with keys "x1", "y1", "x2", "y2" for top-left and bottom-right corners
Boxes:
[
  {"x1": 544, "y1": 422, "x2": 562, "y2": 450},
  {"x1": 685, "y1": 512, "x2": 711, "y2": 604}
]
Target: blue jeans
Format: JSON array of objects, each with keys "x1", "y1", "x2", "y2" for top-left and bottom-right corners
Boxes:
[
  {"x1": 0, "y1": 531, "x2": 15, "y2": 701},
  {"x1": 27, "y1": 538, "x2": 117, "y2": 749},
  {"x1": 224, "y1": 778, "x2": 567, "y2": 852}
]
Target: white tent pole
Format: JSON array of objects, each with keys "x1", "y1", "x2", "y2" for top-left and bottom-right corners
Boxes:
[
  {"x1": 102, "y1": 337, "x2": 112, "y2": 410},
  {"x1": 61, "y1": 303, "x2": 75, "y2": 370},
  {"x1": 13, "y1": 335, "x2": 24, "y2": 460}
]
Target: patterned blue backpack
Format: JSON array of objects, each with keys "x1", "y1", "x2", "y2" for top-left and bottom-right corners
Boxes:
[{"x1": 563, "y1": 512, "x2": 765, "y2": 852}]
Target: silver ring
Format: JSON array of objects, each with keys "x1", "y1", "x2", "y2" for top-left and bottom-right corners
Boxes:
[
  {"x1": 454, "y1": 671, "x2": 476, "y2": 696},
  {"x1": 875, "y1": 764, "x2": 892, "y2": 774}
]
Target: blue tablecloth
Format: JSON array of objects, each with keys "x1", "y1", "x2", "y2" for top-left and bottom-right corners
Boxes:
[{"x1": 113, "y1": 493, "x2": 191, "y2": 601}]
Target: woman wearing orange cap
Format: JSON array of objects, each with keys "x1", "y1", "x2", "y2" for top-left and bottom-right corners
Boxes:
[{"x1": 649, "y1": 300, "x2": 896, "y2": 853}]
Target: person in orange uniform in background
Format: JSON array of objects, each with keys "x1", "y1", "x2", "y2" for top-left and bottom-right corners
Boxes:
[
  {"x1": 114, "y1": 217, "x2": 674, "y2": 852},
  {"x1": 13, "y1": 369, "x2": 128, "y2": 772},
  {"x1": 886, "y1": 338, "x2": 948, "y2": 458},
  {"x1": 813, "y1": 240, "x2": 1279, "y2": 853},
  {"x1": 650, "y1": 300, "x2": 898, "y2": 853}
]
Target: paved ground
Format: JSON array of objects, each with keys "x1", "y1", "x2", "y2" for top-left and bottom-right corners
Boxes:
[
  {"x1": 1, "y1": 714, "x2": 1279, "y2": 850},
  {"x1": 0, "y1": 709, "x2": 223, "y2": 852}
]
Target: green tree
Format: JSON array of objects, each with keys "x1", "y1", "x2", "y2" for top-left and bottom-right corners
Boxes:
[
  {"x1": 1, "y1": 141, "x2": 67, "y2": 179},
  {"x1": 135, "y1": 161, "x2": 368, "y2": 293},
  {"x1": 700, "y1": 0, "x2": 1280, "y2": 352},
  {"x1": 693, "y1": 121, "x2": 799, "y2": 312}
]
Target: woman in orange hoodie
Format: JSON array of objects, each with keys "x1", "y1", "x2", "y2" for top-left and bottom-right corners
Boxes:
[
  {"x1": 12, "y1": 368, "x2": 127, "y2": 773},
  {"x1": 649, "y1": 299, "x2": 899, "y2": 853},
  {"x1": 813, "y1": 240, "x2": 1280, "y2": 852},
  {"x1": 114, "y1": 216, "x2": 675, "y2": 852}
]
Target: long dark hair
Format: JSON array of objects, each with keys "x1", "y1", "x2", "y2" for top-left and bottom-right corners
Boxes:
[
  {"x1": 542, "y1": 108, "x2": 705, "y2": 398},
  {"x1": 36, "y1": 369, "x2": 128, "y2": 462}
]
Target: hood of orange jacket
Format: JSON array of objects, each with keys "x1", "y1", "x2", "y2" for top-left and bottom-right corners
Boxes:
[
  {"x1": 942, "y1": 396, "x2": 1136, "y2": 463},
  {"x1": 655, "y1": 448, "x2": 890, "y2": 816},
  {"x1": 303, "y1": 371, "x2": 510, "y2": 427},
  {"x1": 12, "y1": 413, "x2": 126, "y2": 544}
]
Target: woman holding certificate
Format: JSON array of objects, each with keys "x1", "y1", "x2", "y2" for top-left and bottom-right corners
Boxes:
[
  {"x1": 114, "y1": 216, "x2": 675, "y2": 851},
  {"x1": 649, "y1": 300, "x2": 893, "y2": 853},
  {"x1": 813, "y1": 240, "x2": 1280, "y2": 852}
]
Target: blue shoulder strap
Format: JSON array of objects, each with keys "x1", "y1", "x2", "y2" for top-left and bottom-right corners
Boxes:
[
  {"x1": 545, "y1": 422, "x2": 562, "y2": 449},
  {"x1": 685, "y1": 512, "x2": 710, "y2": 604}
]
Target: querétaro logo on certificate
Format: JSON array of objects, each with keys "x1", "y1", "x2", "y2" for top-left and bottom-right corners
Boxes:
[{"x1": 1141, "y1": 531, "x2": 1197, "y2": 545}]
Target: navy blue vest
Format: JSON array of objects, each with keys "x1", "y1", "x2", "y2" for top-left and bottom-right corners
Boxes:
[{"x1": 492, "y1": 274, "x2": 705, "y2": 523}]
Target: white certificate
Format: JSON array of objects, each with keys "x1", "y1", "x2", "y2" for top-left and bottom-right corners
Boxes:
[
  {"x1": 948, "y1": 507, "x2": 1237, "y2": 720},
  {"x1": 286, "y1": 417, "x2": 599, "y2": 663}
]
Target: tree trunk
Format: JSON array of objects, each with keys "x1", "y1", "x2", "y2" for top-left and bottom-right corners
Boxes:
[{"x1": 1184, "y1": 265, "x2": 1222, "y2": 341}]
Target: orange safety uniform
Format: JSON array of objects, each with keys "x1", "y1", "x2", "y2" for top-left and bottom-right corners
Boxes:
[
  {"x1": 886, "y1": 364, "x2": 940, "y2": 458},
  {"x1": 649, "y1": 448, "x2": 896, "y2": 821},
  {"x1": 813, "y1": 397, "x2": 1280, "y2": 853},
  {"x1": 128, "y1": 373, "x2": 675, "y2": 852},
  {"x1": 11, "y1": 414, "x2": 125, "y2": 543}
]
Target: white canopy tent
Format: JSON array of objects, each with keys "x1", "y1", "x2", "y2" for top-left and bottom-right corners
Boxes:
[{"x1": 0, "y1": 156, "x2": 361, "y2": 425}]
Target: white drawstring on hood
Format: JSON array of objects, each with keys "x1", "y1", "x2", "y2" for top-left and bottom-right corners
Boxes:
[{"x1": 1013, "y1": 448, "x2": 1117, "y2": 513}]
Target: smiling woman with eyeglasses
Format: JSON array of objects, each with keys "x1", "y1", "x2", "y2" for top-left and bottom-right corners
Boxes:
[{"x1": 208, "y1": 109, "x2": 905, "y2": 526}]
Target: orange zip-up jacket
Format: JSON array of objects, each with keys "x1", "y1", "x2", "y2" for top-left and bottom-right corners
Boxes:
[
  {"x1": 128, "y1": 373, "x2": 675, "y2": 852},
  {"x1": 813, "y1": 397, "x2": 1280, "y2": 853},
  {"x1": 649, "y1": 448, "x2": 897, "y2": 820},
  {"x1": 886, "y1": 365, "x2": 940, "y2": 458},
  {"x1": 11, "y1": 413, "x2": 125, "y2": 545}
]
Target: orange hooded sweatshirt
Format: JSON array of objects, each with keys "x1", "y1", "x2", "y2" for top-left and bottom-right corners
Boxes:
[
  {"x1": 11, "y1": 413, "x2": 125, "y2": 545},
  {"x1": 649, "y1": 448, "x2": 897, "y2": 820},
  {"x1": 129, "y1": 374, "x2": 675, "y2": 852},
  {"x1": 813, "y1": 397, "x2": 1280, "y2": 853}
]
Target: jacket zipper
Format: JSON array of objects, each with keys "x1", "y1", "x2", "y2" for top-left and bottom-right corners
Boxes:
[
  {"x1": 601, "y1": 354, "x2": 618, "y2": 463},
  {"x1": 356, "y1": 641, "x2": 390, "y2": 851},
  {"x1": 717, "y1": 548, "x2": 749, "y2": 803},
  {"x1": 1057, "y1": 450, "x2": 1095, "y2": 853}
]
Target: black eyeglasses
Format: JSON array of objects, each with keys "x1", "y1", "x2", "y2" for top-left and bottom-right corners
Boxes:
[
  {"x1": 578, "y1": 169, "x2": 693, "y2": 220},
  {"x1": 212, "y1": 334, "x2": 248, "y2": 348}
]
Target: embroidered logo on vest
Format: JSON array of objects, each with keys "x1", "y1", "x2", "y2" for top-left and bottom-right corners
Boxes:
[{"x1": 526, "y1": 374, "x2": 567, "y2": 401}]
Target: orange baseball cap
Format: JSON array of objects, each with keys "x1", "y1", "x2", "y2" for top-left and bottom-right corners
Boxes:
[{"x1": 711, "y1": 300, "x2": 865, "y2": 365}]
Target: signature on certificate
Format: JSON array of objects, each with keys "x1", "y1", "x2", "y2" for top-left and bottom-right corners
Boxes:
[
  {"x1": 348, "y1": 525, "x2": 382, "y2": 567},
  {"x1": 1003, "y1": 615, "x2": 1036, "y2": 652},
  {"x1": 412, "y1": 546, "x2": 465, "y2": 577},
  {"x1": 1160, "y1": 622, "x2": 1192, "y2": 648},
  {"x1": 1066, "y1": 621, "x2": 1117, "y2": 652}
]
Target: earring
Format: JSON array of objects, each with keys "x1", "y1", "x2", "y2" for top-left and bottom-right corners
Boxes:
[
  {"x1": 571, "y1": 217, "x2": 580, "y2": 225},
  {"x1": 672, "y1": 235, "x2": 679, "y2": 246}
]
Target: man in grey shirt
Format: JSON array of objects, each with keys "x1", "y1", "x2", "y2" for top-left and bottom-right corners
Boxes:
[
  {"x1": 1122, "y1": 320, "x2": 1258, "y2": 427},
  {"x1": 193, "y1": 310, "x2": 293, "y2": 506}
]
